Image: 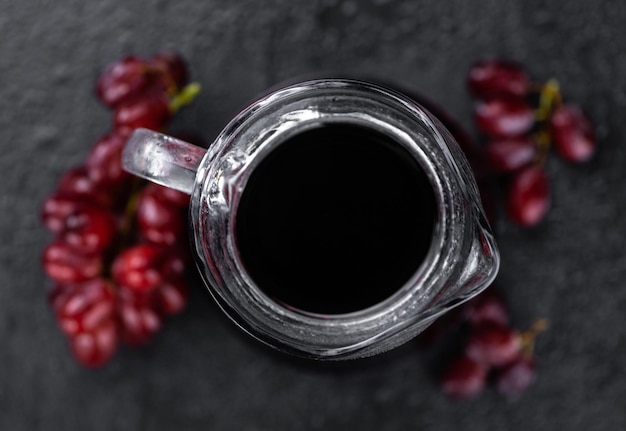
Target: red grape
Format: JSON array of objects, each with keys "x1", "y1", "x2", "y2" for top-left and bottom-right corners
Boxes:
[
  {"x1": 62, "y1": 206, "x2": 117, "y2": 254},
  {"x1": 57, "y1": 166, "x2": 115, "y2": 208},
  {"x1": 114, "y1": 92, "x2": 172, "y2": 131},
  {"x1": 137, "y1": 184, "x2": 187, "y2": 246},
  {"x1": 111, "y1": 244, "x2": 166, "y2": 292},
  {"x1": 86, "y1": 130, "x2": 133, "y2": 189},
  {"x1": 468, "y1": 60, "x2": 529, "y2": 100},
  {"x1": 41, "y1": 193, "x2": 90, "y2": 233},
  {"x1": 506, "y1": 166, "x2": 550, "y2": 227},
  {"x1": 463, "y1": 288, "x2": 509, "y2": 326},
  {"x1": 151, "y1": 183, "x2": 190, "y2": 208},
  {"x1": 159, "y1": 249, "x2": 188, "y2": 281},
  {"x1": 150, "y1": 52, "x2": 189, "y2": 91},
  {"x1": 96, "y1": 56, "x2": 149, "y2": 109},
  {"x1": 117, "y1": 287, "x2": 162, "y2": 346},
  {"x1": 441, "y1": 356, "x2": 488, "y2": 399},
  {"x1": 495, "y1": 355, "x2": 536, "y2": 397},
  {"x1": 42, "y1": 239, "x2": 102, "y2": 283},
  {"x1": 485, "y1": 137, "x2": 537, "y2": 173},
  {"x1": 465, "y1": 322, "x2": 521, "y2": 366},
  {"x1": 475, "y1": 98, "x2": 535, "y2": 138},
  {"x1": 51, "y1": 279, "x2": 116, "y2": 336},
  {"x1": 155, "y1": 279, "x2": 188, "y2": 316},
  {"x1": 550, "y1": 104, "x2": 596, "y2": 163},
  {"x1": 69, "y1": 319, "x2": 118, "y2": 367}
]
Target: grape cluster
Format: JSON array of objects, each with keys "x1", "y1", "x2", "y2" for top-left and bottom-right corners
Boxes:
[
  {"x1": 436, "y1": 288, "x2": 547, "y2": 399},
  {"x1": 468, "y1": 59, "x2": 597, "y2": 227},
  {"x1": 41, "y1": 52, "x2": 199, "y2": 367},
  {"x1": 421, "y1": 59, "x2": 598, "y2": 400}
]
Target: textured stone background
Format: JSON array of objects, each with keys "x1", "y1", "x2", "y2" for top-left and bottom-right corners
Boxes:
[{"x1": 1, "y1": 0, "x2": 625, "y2": 429}]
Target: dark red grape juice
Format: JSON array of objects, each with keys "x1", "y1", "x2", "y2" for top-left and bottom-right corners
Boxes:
[{"x1": 235, "y1": 124, "x2": 437, "y2": 314}]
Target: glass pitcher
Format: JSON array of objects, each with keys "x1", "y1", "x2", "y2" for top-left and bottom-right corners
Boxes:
[{"x1": 122, "y1": 78, "x2": 499, "y2": 360}]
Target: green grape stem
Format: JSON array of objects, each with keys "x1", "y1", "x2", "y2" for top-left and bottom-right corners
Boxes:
[{"x1": 169, "y1": 82, "x2": 202, "y2": 113}]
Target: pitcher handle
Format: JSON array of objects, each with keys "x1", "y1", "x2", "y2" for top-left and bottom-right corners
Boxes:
[{"x1": 122, "y1": 128, "x2": 206, "y2": 195}]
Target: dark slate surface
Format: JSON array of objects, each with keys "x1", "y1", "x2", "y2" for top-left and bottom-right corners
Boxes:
[{"x1": 2, "y1": 0, "x2": 625, "y2": 429}]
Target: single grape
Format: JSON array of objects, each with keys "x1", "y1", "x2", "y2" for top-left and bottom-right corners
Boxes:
[
  {"x1": 42, "y1": 239, "x2": 102, "y2": 283},
  {"x1": 495, "y1": 355, "x2": 536, "y2": 397},
  {"x1": 463, "y1": 288, "x2": 509, "y2": 326},
  {"x1": 41, "y1": 193, "x2": 90, "y2": 233},
  {"x1": 62, "y1": 206, "x2": 117, "y2": 254},
  {"x1": 69, "y1": 319, "x2": 118, "y2": 367},
  {"x1": 86, "y1": 130, "x2": 134, "y2": 189},
  {"x1": 465, "y1": 322, "x2": 521, "y2": 367},
  {"x1": 441, "y1": 356, "x2": 488, "y2": 399},
  {"x1": 150, "y1": 52, "x2": 189, "y2": 91},
  {"x1": 96, "y1": 56, "x2": 150, "y2": 109},
  {"x1": 468, "y1": 60, "x2": 529, "y2": 100},
  {"x1": 111, "y1": 244, "x2": 165, "y2": 292},
  {"x1": 506, "y1": 165, "x2": 550, "y2": 227},
  {"x1": 117, "y1": 287, "x2": 162, "y2": 346},
  {"x1": 161, "y1": 249, "x2": 189, "y2": 282},
  {"x1": 57, "y1": 166, "x2": 114, "y2": 208},
  {"x1": 485, "y1": 137, "x2": 537, "y2": 173},
  {"x1": 113, "y1": 92, "x2": 172, "y2": 131},
  {"x1": 150, "y1": 183, "x2": 190, "y2": 208},
  {"x1": 137, "y1": 184, "x2": 187, "y2": 246},
  {"x1": 50, "y1": 279, "x2": 116, "y2": 336},
  {"x1": 474, "y1": 98, "x2": 535, "y2": 138},
  {"x1": 550, "y1": 104, "x2": 596, "y2": 163},
  {"x1": 155, "y1": 279, "x2": 188, "y2": 316}
]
